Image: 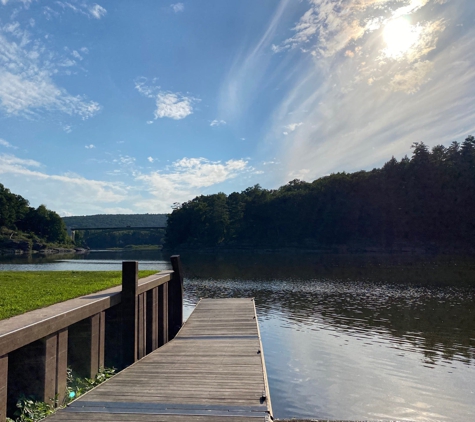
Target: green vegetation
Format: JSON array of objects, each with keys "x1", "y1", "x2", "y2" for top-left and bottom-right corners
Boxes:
[
  {"x1": 0, "y1": 270, "x2": 157, "y2": 320},
  {"x1": 74, "y1": 229, "x2": 165, "y2": 250},
  {"x1": 62, "y1": 213, "x2": 167, "y2": 229},
  {"x1": 0, "y1": 184, "x2": 71, "y2": 250},
  {"x1": 7, "y1": 367, "x2": 116, "y2": 422},
  {"x1": 166, "y1": 137, "x2": 475, "y2": 252}
]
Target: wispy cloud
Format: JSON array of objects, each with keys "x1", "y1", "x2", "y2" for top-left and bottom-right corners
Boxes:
[
  {"x1": 89, "y1": 4, "x2": 106, "y2": 19},
  {"x1": 135, "y1": 78, "x2": 199, "y2": 121},
  {"x1": 0, "y1": 138, "x2": 17, "y2": 148},
  {"x1": 0, "y1": 21, "x2": 101, "y2": 119},
  {"x1": 0, "y1": 152, "x2": 128, "y2": 215},
  {"x1": 263, "y1": 0, "x2": 473, "y2": 184},
  {"x1": 283, "y1": 122, "x2": 302, "y2": 132},
  {"x1": 54, "y1": 1, "x2": 107, "y2": 20},
  {"x1": 218, "y1": 0, "x2": 292, "y2": 120},
  {"x1": 171, "y1": 3, "x2": 184, "y2": 13},
  {"x1": 85, "y1": 144, "x2": 95, "y2": 149},
  {"x1": 210, "y1": 119, "x2": 226, "y2": 127}
]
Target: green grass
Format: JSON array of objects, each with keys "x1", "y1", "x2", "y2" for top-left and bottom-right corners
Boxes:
[{"x1": 0, "y1": 270, "x2": 157, "y2": 320}]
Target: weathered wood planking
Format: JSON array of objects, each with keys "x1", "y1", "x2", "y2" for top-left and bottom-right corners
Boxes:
[{"x1": 46, "y1": 298, "x2": 272, "y2": 421}]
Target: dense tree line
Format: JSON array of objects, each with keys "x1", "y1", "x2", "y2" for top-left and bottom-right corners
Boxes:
[
  {"x1": 75, "y1": 229, "x2": 165, "y2": 249},
  {"x1": 0, "y1": 184, "x2": 70, "y2": 243},
  {"x1": 63, "y1": 213, "x2": 167, "y2": 229},
  {"x1": 166, "y1": 137, "x2": 475, "y2": 251}
]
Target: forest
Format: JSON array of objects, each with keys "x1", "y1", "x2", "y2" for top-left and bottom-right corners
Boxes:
[
  {"x1": 166, "y1": 137, "x2": 475, "y2": 252},
  {"x1": 0, "y1": 184, "x2": 70, "y2": 249},
  {"x1": 63, "y1": 213, "x2": 167, "y2": 229}
]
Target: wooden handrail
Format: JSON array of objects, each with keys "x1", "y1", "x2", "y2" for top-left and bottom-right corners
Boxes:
[
  {"x1": 0, "y1": 271, "x2": 172, "y2": 357},
  {"x1": 0, "y1": 257, "x2": 184, "y2": 421}
]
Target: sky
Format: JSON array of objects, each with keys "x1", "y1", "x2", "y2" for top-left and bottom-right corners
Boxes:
[{"x1": 1, "y1": 0, "x2": 475, "y2": 216}]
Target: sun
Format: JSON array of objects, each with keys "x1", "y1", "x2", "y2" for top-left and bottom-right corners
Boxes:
[{"x1": 383, "y1": 17, "x2": 420, "y2": 59}]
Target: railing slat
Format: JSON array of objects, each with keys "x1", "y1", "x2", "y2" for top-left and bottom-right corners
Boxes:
[{"x1": 56, "y1": 328, "x2": 68, "y2": 404}]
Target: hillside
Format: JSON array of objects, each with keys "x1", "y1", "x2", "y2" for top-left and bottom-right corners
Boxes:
[
  {"x1": 63, "y1": 214, "x2": 167, "y2": 229},
  {"x1": 0, "y1": 184, "x2": 72, "y2": 254}
]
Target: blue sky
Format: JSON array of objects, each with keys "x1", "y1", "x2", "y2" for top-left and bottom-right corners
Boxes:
[{"x1": 1, "y1": 0, "x2": 474, "y2": 216}]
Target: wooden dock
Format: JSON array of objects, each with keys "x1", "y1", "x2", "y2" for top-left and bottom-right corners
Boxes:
[{"x1": 46, "y1": 298, "x2": 273, "y2": 421}]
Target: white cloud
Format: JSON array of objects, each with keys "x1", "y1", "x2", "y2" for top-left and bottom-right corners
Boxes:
[
  {"x1": 171, "y1": 3, "x2": 184, "y2": 13},
  {"x1": 147, "y1": 157, "x2": 154, "y2": 163},
  {"x1": 0, "y1": 22, "x2": 101, "y2": 119},
  {"x1": 0, "y1": 138, "x2": 16, "y2": 148},
  {"x1": 283, "y1": 122, "x2": 303, "y2": 132},
  {"x1": 85, "y1": 144, "x2": 95, "y2": 149},
  {"x1": 113, "y1": 155, "x2": 136, "y2": 166},
  {"x1": 0, "y1": 151, "x2": 251, "y2": 213},
  {"x1": 135, "y1": 78, "x2": 198, "y2": 121},
  {"x1": 210, "y1": 119, "x2": 226, "y2": 127},
  {"x1": 89, "y1": 4, "x2": 106, "y2": 19},
  {"x1": 155, "y1": 92, "x2": 194, "y2": 120},
  {"x1": 135, "y1": 157, "x2": 250, "y2": 212},
  {"x1": 0, "y1": 152, "x2": 128, "y2": 214}
]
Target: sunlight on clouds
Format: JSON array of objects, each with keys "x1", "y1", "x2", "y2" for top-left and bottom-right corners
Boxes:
[
  {"x1": 383, "y1": 18, "x2": 421, "y2": 59},
  {"x1": 266, "y1": 0, "x2": 474, "y2": 184}
]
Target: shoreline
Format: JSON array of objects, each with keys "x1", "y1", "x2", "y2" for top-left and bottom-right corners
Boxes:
[{"x1": 0, "y1": 247, "x2": 89, "y2": 256}]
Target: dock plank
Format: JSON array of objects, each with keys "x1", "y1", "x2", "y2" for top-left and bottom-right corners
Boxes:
[{"x1": 47, "y1": 298, "x2": 272, "y2": 421}]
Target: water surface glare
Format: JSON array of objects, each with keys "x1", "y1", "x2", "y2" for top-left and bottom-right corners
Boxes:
[{"x1": 1, "y1": 250, "x2": 474, "y2": 421}]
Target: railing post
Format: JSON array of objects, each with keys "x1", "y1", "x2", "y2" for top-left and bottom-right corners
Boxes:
[
  {"x1": 41, "y1": 333, "x2": 58, "y2": 404},
  {"x1": 122, "y1": 261, "x2": 138, "y2": 366},
  {"x1": 168, "y1": 255, "x2": 184, "y2": 339},
  {"x1": 0, "y1": 354, "x2": 7, "y2": 422}
]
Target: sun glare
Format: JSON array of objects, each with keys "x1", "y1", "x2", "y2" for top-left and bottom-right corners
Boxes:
[{"x1": 383, "y1": 17, "x2": 420, "y2": 58}]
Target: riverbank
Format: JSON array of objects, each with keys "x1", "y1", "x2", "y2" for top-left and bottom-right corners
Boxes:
[{"x1": 0, "y1": 227, "x2": 86, "y2": 256}]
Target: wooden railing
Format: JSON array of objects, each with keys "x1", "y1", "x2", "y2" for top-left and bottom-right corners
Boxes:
[{"x1": 0, "y1": 255, "x2": 184, "y2": 421}]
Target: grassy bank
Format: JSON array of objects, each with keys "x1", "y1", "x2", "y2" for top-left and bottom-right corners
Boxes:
[{"x1": 0, "y1": 270, "x2": 157, "y2": 320}]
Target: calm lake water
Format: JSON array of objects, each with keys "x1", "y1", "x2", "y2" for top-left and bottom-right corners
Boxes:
[{"x1": 1, "y1": 250, "x2": 474, "y2": 421}]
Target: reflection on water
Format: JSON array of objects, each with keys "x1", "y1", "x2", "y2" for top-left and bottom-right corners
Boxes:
[
  {"x1": 179, "y1": 252, "x2": 475, "y2": 421},
  {"x1": 1, "y1": 250, "x2": 474, "y2": 420},
  {"x1": 0, "y1": 250, "x2": 170, "y2": 271}
]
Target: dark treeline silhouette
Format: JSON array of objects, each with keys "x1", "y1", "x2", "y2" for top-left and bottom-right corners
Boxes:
[
  {"x1": 0, "y1": 184, "x2": 69, "y2": 243},
  {"x1": 63, "y1": 213, "x2": 167, "y2": 229},
  {"x1": 166, "y1": 137, "x2": 475, "y2": 251}
]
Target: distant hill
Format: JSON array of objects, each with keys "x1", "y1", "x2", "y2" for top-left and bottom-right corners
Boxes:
[{"x1": 63, "y1": 214, "x2": 168, "y2": 229}]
